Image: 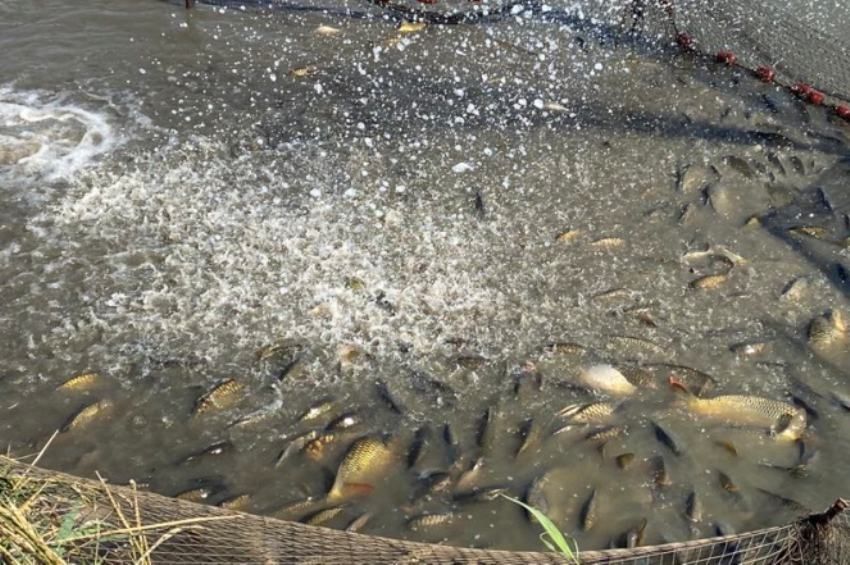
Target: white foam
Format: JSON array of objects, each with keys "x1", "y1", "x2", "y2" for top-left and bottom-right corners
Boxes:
[
  {"x1": 31, "y1": 138, "x2": 528, "y2": 378},
  {"x1": 0, "y1": 86, "x2": 127, "y2": 186}
]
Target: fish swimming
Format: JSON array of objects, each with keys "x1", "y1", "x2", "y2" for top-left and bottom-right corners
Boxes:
[{"x1": 671, "y1": 378, "x2": 806, "y2": 441}]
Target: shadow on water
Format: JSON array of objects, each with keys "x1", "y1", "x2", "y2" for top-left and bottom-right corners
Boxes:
[{"x1": 760, "y1": 158, "x2": 850, "y2": 301}]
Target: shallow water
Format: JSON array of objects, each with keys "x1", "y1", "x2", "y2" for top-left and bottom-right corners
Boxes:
[{"x1": 1, "y1": 0, "x2": 850, "y2": 552}]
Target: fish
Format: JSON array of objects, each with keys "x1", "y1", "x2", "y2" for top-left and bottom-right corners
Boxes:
[
  {"x1": 515, "y1": 418, "x2": 544, "y2": 457},
  {"x1": 275, "y1": 430, "x2": 320, "y2": 467},
  {"x1": 618, "y1": 366, "x2": 657, "y2": 388},
  {"x1": 555, "y1": 229, "x2": 582, "y2": 244},
  {"x1": 648, "y1": 364, "x2": 717, "y2": 396},
  {"x1": 398, "y1": 21, "x2": 427, "y2": 34},
  {"x1": 591, "y1": 288, "x2": 632, "y2": 303},
  {"x1": 543, "y1": 342, "x2": 586, "y2": 356},
  {"x1": 57, "y1": 372, "x2": 100, "y2": 392},
  {"x1": 345, "y1": 276, "x2": 366, "y2": 291},
  {"x1": 456, "y1": 354, "x2": 488, "y2": 370},
  {"x1": 174, "y1": 479, "x2": 226, "y2": 503},
  {"x1": 327, "y1": 436, "x2": 399, "y2": 502},
  {"x1": 475, "y1": 406, "x2": 495, "y2": 450},
  {"x1": 670, "y1": 379, "x2": 806, "y2": 441},
  {"x1": 677, "y1": 164, "x2": 718, "y2": 194},
  {"x1": 256, "y1": 339, "x2": 305, "y2": 363},
  {"x1": 607, "y1": 336, "x2": 667, "y2": 359},
  {"x1": 726, "y1": 155, "x2": 756, "y2": 178},
  {"x1": 718, "y1": 470, "x2": 739, "y2": 494},
  {"x1": 337, "y1": 344, "x2": 366, "y2": 370},
  {"x1": 193, "y1": 378, "x2": 244, "y2": 416},
  {"x1": 410, "y1": 469, "x2": 453, "y2": 503},
  {"x1": 686, "y1": 490, "x2": 703, "y2": 523},
  {"x1": 314, "y1": 24, "x2": 342, "y2": 36},
  {"x1": 586, "y1": 425, "x2": 626, "y2": 445},
  {"x1": 808, "y1": 310, "x2": 847, "y2": 350},
  {"x1": 303, "y1": 431, "x2": 362, "y2": 463},
  {"x1": 755, "y1": 488, "x2": 809, "y2": 514},
  {"x1": 304, "y1": 506, "x2": 346, "y2": 526},
  {"x1": 455, "y1": 457, "x2": 485, "y2": 494},
  {"x1": 831, "y1": 391, "x2": 850, "y2": 411},
  {"x1": 615, "y1": 452, "x2": 635, "y2": 469},
  {"x1": 789, "y1": 226, "x2": 829, "y2": 239},
  {"x1": 714, "y1": 440, "x2": 738, "y2": 457},
  {"x1": 579, "y1": 489, "x2": 599, "y2": 531},
  {"x1": 512, "y1": 362, "x2": 542, "y2": 399},
  {"x1": 408, "y1": 513, "x2": 455, "y2": 530},
  {"x1": 346, "y1": 512, "x2": 373, "y2": 532},
  {"x1": 174, "y1": 487, "x2": 216, "y2": 503},
  {"x1": 218, "y1": 494, "x2": 251, "y2": 511},
  {"x1": 473, "y1": 191, "x2": 486, "y2": 218},
  {"x1": 678, "y1": 203, "x2": 697, "y2": 225},
  {"x1": 525, "y1": 473, "x2": 551, "y2": 517},
  {"x1": 407, "y1": 426, "x2": 432, "y2": 468},
  {"x1": 730, "y1": 341, "x2": 771, "y2": 358},
  {"x1": 558, "y1": 402, "x2": 617, "y2": 424},
  {"x1": 625, "y1": 518, "x2": 648, "y2": 548},
  {"x1": 690, "y1": 273, "x2": 729, "y2": 290},
  {"x1": 296, "y1": 397, "x2": 336, "y2": 424},
  {"x1": 442, "y1": 424, "x2": 461, "y2": 466},
  {"x1": 62, "y1": 399, "x2": 113, "y2": 432},
  {"x1": 289, "y1": 65, "x2": 318, "y2": 78},
  {"x1": 652, "y1": 420, "x2": 684, "y2": 456},
  {"x1": 454, "y1": 486, "x2": 509, "y2": 503},
  {"x1": 180, "y1": 440, "x2": 233, "y2": 464},
  {"x1": 274, "y1": 498, "x2": 325, "y2": 521},
  {"x1": 681, "y1": 245, "x2": 746, "y2": 267},
  {"x1": 326, "y1": 411, "x2": 363, "y2": 431},
  {"x1": 590, "y1": 237, "x2": 626, "y2": 250},
  {"x1": 374, "y1": 380, "x2": 405, "y2": 414},
  {"x1": 649, "y1": 455, "x2": 671, "y2": 489},
  {"x1": 410, "y1": 371, "x2": 456, "y2": 404},
  {"x1": 577, "y1": 365, "x2": 637, "y2": 396}
]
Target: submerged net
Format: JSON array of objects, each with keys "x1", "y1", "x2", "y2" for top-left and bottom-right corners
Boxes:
[
  {"x1": 184, "y1": 0, "x2": 850, "y2": 105},
  {"x1": 0, "y1": 456, "x2": 848, "y2": 564}
]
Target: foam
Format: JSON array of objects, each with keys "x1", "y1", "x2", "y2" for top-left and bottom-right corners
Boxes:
[{"x1": 0, "y1": 86, "x2": 126, "y2": 187}]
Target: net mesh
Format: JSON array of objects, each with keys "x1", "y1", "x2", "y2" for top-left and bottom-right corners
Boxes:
[
  {"x1": 1, "y1": 456, "x2": 848, "y2": 564},
  {"x1": 671, "y1": 0, "x2": 850, "y2": 102}
]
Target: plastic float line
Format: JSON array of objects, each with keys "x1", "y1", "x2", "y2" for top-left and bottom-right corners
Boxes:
[{"x1": 658, "y1": 0, "x2": 850, "y2": 122}]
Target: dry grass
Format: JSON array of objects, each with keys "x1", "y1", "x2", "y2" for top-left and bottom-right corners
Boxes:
[{"x1": 0, "y1": 432, "x2": 239, "y2": 564}]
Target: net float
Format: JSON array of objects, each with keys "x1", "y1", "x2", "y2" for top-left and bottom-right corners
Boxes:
[
  {"x1": 676, "y1": 32, "x2": 695, "y2": 51},
  {"x1": 755, "y1": 66, "x2": 775, "y2": 83},
  {"x1": 715, "y1": 51, "x2": 737, "y2": 65},
  {"x1": 791, "y1": 82, "x2": 813, "y2": 97},
  {"x1": 807, "y1": 89, "x2": 825, "y2": 105}
]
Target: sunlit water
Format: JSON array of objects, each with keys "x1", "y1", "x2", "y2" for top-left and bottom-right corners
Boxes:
[{"x1": 1, "y1": 0, "x2": 850, "y2": 552}]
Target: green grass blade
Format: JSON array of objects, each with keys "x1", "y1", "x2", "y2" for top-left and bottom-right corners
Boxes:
[{"x1": 500, "y1": 494, "x2": 579, "y2": 563}]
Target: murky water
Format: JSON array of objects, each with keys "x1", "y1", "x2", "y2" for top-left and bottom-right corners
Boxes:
[{"x1": 1, "y1": 0, "x2": 850, "y2": 553}]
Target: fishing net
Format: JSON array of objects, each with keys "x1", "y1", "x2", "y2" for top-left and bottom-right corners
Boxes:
[
  {"x1": 0, "y1": 456, "x2": 848, "y2": 564},
  {"x1": 183, "y1": 0, "x2": 850, "y2": 106}
]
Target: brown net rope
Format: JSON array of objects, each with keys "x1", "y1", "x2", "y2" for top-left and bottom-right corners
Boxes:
[{"x1": 1, "y1": 456, "x2": 848, "y2": 564}]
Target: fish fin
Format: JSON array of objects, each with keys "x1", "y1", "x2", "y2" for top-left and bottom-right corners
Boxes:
[
  {"x1": 668, "y1": 375, "x2": 694, "y2": 395},
  {"x1": 341, "y1": 482, "x2": 375, "y2": 497}
]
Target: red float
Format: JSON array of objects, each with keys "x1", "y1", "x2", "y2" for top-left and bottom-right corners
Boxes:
[
  {"x1": 715, "y1": 51, "x2": 737, "y2": 65},
  {"x1": 834, "y1": 105, "x2": 850, "y2": 120},
  {"x1": 807, "y1": 89, "x2": 825, "y2": 105},
  {"x1": 755, "y1": 66, "x2": 775, "y2": 83},
  {"x1": 791, "y1": 83, "x2": 813, "y2": 97},
  {"x1": 676, "y1": 33, "x2": 695, "y2": 52}
]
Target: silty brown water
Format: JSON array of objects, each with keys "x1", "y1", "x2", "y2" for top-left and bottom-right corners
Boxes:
[{"x1": 1, "y1": 0, "x2": 849, "y2": 552}]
